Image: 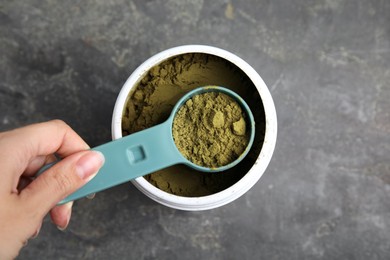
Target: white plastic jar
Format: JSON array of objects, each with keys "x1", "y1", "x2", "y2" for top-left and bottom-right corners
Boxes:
[{"x1": 111, "y1": 45, "x2": 277, "y2": 211}]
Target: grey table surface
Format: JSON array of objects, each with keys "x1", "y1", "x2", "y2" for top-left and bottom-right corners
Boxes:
[{"x1": 1, "y1": 0, "x2": 389, "y2": 259}]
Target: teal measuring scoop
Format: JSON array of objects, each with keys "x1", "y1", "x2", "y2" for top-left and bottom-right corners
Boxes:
[{"x1": 37, "y1": 86, "x2": 255, "y2": 204}]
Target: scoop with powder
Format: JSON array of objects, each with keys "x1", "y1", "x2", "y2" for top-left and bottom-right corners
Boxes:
[{"x1": 172, "y1": 92, "x2": 250, "y2": 168}]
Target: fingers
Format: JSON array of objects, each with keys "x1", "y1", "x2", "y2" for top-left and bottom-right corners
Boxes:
[
  {"x1": 50, "y1": 202, "x2": 73, "y2": 230},
  {"x1": 50, "y1": 194, "x2": 94, "y2": 231},
  {"x1": 0, "y1": 120, "x2": 89, "y2": 183},
  {"x1": 23, "y1": 154, "x2": 57, "y2": 176},
  {"x1": 20, "y1": 150, "x2": 104, "y2": 217}
]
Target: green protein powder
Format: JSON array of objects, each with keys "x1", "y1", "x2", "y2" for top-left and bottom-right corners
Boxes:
[
  {"x1": 122, "y1": 53, "x2": 264, "y2": 197},
  {"x1": 172, "y1": 92, "x2": 249, "y2": 168}
]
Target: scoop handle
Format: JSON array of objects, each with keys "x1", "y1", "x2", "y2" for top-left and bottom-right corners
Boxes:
[{"x1": 37, "y1": 120, "x2": 184, "y2": 204}]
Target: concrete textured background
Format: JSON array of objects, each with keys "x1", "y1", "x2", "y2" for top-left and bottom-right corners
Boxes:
[{"x1": 1, "y1": 0, "x2": 389, "y2": 259}]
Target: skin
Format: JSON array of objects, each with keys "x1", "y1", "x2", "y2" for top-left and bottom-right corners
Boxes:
[{"x1": 0, "y1": 120, "x2": 105, "y2": 259}]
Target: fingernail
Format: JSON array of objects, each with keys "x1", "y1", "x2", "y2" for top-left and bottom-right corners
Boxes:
[
  {"x1": 57, "y1": 225, "x2": 67, "y2": 232},
  {"x1": 31, "y1": 226, "x2": 41, "y2": 239},
  {"x1": 86, "y1": 193, "x2": 96, "y2": 199},
  {"x1": 31, "y1": 221, "x2": 43, "y2": 239},
  {"x1": 75, "y1": 151, "x2": 105, "y2": 180}
]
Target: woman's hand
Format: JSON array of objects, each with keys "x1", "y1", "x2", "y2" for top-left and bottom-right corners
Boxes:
[{"x1": 0, "y1": 120, "x2": 104, "y2": 259}]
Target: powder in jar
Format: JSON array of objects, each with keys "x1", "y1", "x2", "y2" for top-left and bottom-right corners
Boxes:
[
  {"x1": 122, "y1": 53, "x2": 265, "y2": 197},
  {"x1": 172, "y1": 91, "x2": 250, "y2": 168}
]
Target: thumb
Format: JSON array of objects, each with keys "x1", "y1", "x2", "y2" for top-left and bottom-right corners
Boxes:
[{"x1": 21, "y1": 150, "x2": 105, "y2": 216}]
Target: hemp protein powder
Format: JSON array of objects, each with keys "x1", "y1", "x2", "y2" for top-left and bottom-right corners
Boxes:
[
  {"x1": 122, "y1": 53, "x2": 262, "y2": 197},
  {"x1": 172, "y1": 91, "x2": 250, "y2": 168}
]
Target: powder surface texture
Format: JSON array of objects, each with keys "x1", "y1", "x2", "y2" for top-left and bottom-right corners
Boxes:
[{"x1": 172, "y1": 92, "x2": 249, "y2": 168}]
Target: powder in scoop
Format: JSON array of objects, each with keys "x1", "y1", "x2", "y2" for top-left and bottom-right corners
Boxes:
[{"x1": 172, "y1": 92, "x2": 250, "y2": 168}]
